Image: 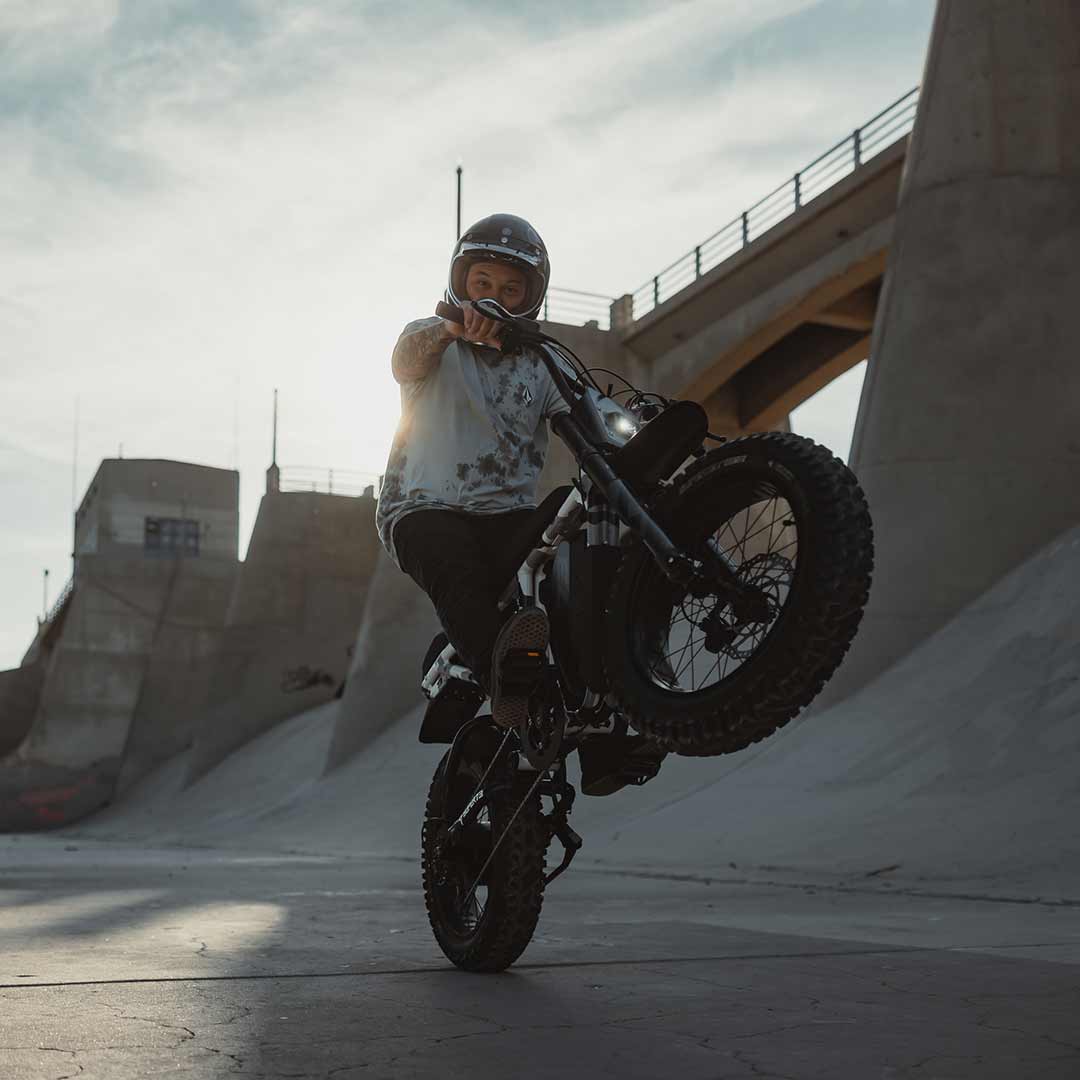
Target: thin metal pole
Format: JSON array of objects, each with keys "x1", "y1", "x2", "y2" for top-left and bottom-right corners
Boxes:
[
  {"x1": 794, "y1": 172, "x2": 802, "y2": 209},
  {"x1": 272, "y1": 393, "x2": 280, "y2": 468},
  {"x1": 456, "y1": 164, "x2": 462, "y2": 238},
  {"x1": 853, "y1": 127, "x2": 862, "y2": 168},
  {"x1": 694, "y1": 246, "x2": 701, "y2": 278},
  {"x1": 42, "y1": 568, "x2": 49, "y2": 619}
]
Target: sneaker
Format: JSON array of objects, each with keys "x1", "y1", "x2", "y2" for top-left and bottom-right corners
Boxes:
[{"x1": 490, "y1": 608, "x2": 549, "y2": 730}]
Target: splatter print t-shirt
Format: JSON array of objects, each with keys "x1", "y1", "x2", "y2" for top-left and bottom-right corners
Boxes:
[{"x1": 376, "y1": 317, "x2": 570, "y2": 565}]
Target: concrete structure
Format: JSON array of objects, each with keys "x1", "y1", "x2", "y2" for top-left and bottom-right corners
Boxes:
[
  {"x1": 0, "y1": 662, "x2": 45, "y2": 758},
  {"x1": 9, "y1": 13, "x2": 1080, "y2": 1070},
  {"x1": 74, "y1": 458, "x2": 239, "y2": 563},
  {"x1": 0, "y1": 460, "x2": 240, "y2": 829},
  {"x1": 73, "y1": 522, "x2": 1080, "y2": 896},
  {"x1": 619, "y1": 139, "x2": 905, "y2": 434},
  {"x1": 186, "y1": 489, "x2": 381, "y2": 782},
  {"x1": 532, "y1": 130, "x2": 908, "y2": 447},
  {"x1": 0, "y1": 459, "x2": 385, "y2": 824},
  {"x1": 822, "y1": 0, "x2": 1080, "y2": 700},
  {"x1": 325, "y1": 549, "x2": 439, "y2": 772}
]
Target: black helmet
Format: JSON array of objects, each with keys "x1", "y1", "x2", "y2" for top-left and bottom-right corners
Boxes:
[{"x1": 447, "y1": 213, "x2": 550, "y2": 319}]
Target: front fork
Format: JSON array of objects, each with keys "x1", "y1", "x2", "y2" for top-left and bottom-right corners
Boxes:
[
  {"x1": 441, "y1": 733, "x2": 582, "y2": 890},
  {"x1": 552, "y1": 414, "x2": 768, "y2": 622}
]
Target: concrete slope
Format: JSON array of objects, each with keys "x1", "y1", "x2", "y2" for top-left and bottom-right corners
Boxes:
[
  {"x1": 186, "y1": 491, "x2": 380, "y2": 783},
  {"x1": 0, "y1": 661, "x2": 46, "y2": 758},
  {"x1": 0, "y1": 553, "x2": 236, "y2": 830},
  {"x1": 73, "y1": 524, "x2": 1080, "y2": 901},
  {"x1": 825, "y1": 0, "x2": 1080, "y2": 700},
  {"x1": 325, "y1": 548, "x2": 440, "y2": 773}
]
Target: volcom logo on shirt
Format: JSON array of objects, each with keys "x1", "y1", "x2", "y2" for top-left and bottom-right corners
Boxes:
[{"x1": 517, "y1": 384, "x2": 534, "y2": 407}]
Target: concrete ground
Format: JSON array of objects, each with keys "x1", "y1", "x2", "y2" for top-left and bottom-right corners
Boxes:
[
  {"x1": 4, "y1": 524, "x2": 1079, "y2": 1077},
  {"x1": 3, "y1": 835, "x2": 1079, "y2": 1079}
]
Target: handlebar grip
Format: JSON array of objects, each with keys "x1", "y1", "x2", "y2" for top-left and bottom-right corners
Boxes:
[{"x1": 436, "y1": 301, "x2": 465, "y2": 324}]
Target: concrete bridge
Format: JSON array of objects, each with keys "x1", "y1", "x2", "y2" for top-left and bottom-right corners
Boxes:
[{"x1": 542, "y1": 87, "x2": 918, "y2": 440}]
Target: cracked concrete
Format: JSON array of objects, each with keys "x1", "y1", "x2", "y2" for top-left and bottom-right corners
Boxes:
[{"x1": 1, "y1": 838, "x2": 1078, "y2": 1078}]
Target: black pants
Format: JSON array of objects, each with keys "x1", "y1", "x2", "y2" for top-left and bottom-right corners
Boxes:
[{"x1": 393, "y1": 508, "x2": 533, "y2": 685}]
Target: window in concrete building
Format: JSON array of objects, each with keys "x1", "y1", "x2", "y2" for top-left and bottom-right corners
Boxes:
[{"x1": 144, "y1": 517, "x2": 200, "y2": 556}]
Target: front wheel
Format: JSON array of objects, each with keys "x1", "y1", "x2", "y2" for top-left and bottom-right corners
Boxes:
[
  {"x1": 603, "y1": 432, "x2": 873, "y2": 756},
  {"x1": 421, "y1": 726, "x2": 549, "y2": 972}
]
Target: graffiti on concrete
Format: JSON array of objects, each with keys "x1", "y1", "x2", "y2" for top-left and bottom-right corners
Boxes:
[{"x1": 280, "y1": 666, "x2": 336, "y2": 694}]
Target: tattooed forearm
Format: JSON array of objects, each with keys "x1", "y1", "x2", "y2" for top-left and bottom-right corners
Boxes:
[{"x1": 391, "y1": 322, "x2": 454, "y2": 383}]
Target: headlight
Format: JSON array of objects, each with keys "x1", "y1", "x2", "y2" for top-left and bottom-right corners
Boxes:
[{"x1": 600, "y1": 407, "x2": 639, "y2": 446}]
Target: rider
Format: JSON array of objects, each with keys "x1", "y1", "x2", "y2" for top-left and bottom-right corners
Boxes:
[{"x1": 377, "y1": 213, "x2": 665, "y2": 794}]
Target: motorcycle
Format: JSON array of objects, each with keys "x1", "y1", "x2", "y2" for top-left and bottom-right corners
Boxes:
[{"x1": 418, "y1": 298, "x2": 874, "y2": 972}]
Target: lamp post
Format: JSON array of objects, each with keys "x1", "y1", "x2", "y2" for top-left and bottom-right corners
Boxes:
[{"x1": 456, "y1": 163, "x2": 462, "y2": 239}]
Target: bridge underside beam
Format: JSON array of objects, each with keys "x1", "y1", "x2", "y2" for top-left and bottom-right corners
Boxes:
[
  {"x1": 808, "y1": 282, "x2": 881, "y2": 331},
  {"x1": 733, "y1": 324, "x2": 871, "y2": 432}
]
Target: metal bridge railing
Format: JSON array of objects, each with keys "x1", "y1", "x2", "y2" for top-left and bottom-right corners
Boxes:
[
  {"x1": 279, "y1": 466, "x2": 381, "y2": 497},
  {"x1": 542, "y1": 287, "x2": 615, "y2": 330},
  {"x1": 41, "y1": 575, "x2": 74, "y2": 627},
  {"x1": 630, "y1": 86, "x2": 919, "y2": 320}
]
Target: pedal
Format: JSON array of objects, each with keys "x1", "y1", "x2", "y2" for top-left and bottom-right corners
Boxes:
[
  {"x1": 497, "y1": 648, "x2": 546, "y2": 694},
  {"x1": 418, "y1": 678, "x2": 485, "y2": 744}
]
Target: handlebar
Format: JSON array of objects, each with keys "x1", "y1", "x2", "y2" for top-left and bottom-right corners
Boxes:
[
  {"x1": 435, "y1": 300, "x2": 466, "y2": 324},
  {"x1": 434, "y1": 298, "x2": 584, "y2": 403}
]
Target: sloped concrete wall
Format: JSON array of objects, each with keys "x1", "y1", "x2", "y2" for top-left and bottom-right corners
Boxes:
[
  {"x1": 187, "y1": 491, "x2": 381, "y2": 782},
  {"x1": 0, "y1": 662, "x2": 45, "y2": 758},
  {"x1": 324, "y1": 549, "x2": 440, "y2": 772},
  {"x1": 824, "y1": 0, "x2": 1080, "y2": 701},
  {"x1": 114, "y1": 557, "x2": 239, "y2": 792},
  {"x1": 0, "y1": 553, "x2": 230, "y2": 829}
]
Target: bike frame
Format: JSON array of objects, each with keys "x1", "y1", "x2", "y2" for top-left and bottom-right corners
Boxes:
[
  {"x1": 421, "y1": 305, "x2": 765, "y2": 705},
  {"x1": 426, "y1": 301, "x2": 766, "y2": 895}
]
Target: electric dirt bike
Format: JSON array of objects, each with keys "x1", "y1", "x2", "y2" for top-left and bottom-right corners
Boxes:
[{"x1": 419, "y1": 298, "x2": 874, "y2": 972}]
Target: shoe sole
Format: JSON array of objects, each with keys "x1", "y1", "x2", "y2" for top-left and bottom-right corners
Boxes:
[{"x1": 491, "y1": 609, "x2": 549, "y2": 730}]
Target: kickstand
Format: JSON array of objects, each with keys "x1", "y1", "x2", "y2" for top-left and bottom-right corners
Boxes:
[{"x1": 544, "y1": 818, "x2": 583, "y2": 886}]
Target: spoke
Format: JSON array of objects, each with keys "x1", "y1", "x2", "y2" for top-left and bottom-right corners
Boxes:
[
  {"x1": 700, "y1": 653, "x2": 722, "y2": 687},
  {"x1": 673, "y1": 630, "x2": 705, "y2": 680},
  {"x1": 675, "y1": 630, "x2": 710, "y2": 684},
  {"x1": 716, "y1": 515, "x2": 748, "y2": 564},
  {"x1": 759, "y1": 498, "x2": 783, "y2": 555},
  {"x1": 738, "y1": 500, "x2": 786, "y2": 552},
  {"x1": 739, "y1": 498, "x2": 774, "y2": 548},
  {"x1": 663, "y1": 616, "x2": 697, "y2": 670},
  {"x1": 731, "y1": 509, "x2": 753, "y2": 564}
]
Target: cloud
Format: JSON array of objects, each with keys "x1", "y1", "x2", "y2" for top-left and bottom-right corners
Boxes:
[{"x1": 0, "y1": 0, "x2": 935, "y2": 666}]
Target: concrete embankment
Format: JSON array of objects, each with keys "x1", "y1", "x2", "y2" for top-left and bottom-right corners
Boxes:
[{"x1": 75, "y1": 523, "x2": 1080, "y2": 902}]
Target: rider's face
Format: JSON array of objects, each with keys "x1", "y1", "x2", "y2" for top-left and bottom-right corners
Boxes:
[{"x1": 465, "y1": 261, "x2": 528, "y2": 312}]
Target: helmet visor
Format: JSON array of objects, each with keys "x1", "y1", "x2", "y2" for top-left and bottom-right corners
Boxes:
[{"x1": 452, "y1": 242, "x2": 548, "y2": 314}]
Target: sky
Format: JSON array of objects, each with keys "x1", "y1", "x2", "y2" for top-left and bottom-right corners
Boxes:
[{"x1": 0, "y1": 0, "x2": 936, "y2": 669}]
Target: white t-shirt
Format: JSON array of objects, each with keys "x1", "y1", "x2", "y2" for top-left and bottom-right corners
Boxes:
[{"x1": 376, "y1": 317, "x2": 570, "y2": 564}]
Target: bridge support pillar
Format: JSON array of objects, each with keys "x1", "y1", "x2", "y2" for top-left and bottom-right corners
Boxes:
[{"x1": 820, "y1": 0, "x2": 1080, "y2": 702}]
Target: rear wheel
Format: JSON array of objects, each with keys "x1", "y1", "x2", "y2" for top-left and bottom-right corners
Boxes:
[
  {"x1": 603, "y1": 432, "x2": 873, "y2": 756},
  {"x1": 421, "y1": 726, "x2": 549, "y2": 971}
]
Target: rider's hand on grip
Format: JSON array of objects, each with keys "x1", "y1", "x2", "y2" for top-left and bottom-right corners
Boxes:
[{"x1": 436, "y1": 300, "x2": 505, "y2": 351}]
